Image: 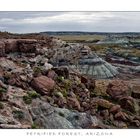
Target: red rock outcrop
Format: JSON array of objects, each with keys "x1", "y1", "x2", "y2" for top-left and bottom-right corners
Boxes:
[
  {"x1": 17, "y1": 39, "x2": 38, "y2": 53},
  {"x1": 0, "y1": 39, "x2": 41, "y2": 54},
  {"x1": 4, "y1": 39, "x2": 18, "y2": 53}
]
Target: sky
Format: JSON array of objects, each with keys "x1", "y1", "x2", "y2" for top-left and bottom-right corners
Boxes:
[{"x1": 0, "y1": 12, "x2": 140, "y2": 33}]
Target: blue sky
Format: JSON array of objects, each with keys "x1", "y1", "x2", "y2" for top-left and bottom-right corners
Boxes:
[{"x1": 0, "y1": 12, "x2": 140, "y2": 33}]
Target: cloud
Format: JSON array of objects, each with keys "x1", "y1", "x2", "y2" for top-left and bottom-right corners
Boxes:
[
  {"x1": 0, "y1": 12, "x2": 114, "y2": 24},
  {"x1": 0, "y1": 12, "x2": 140, "y2": 33}
]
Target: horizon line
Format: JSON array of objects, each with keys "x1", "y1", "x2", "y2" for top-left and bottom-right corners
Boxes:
[{"x1": 2, "y1": 31, "x2": 140, "y2": 34}]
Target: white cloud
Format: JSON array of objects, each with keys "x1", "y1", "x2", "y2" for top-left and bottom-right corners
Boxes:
[
  {"x1": 0, "y1": 18, "x2": 14, "y2": 22},
  {"x1": 0, "y1": 26, "x2": 6, "y2": 30},
  {"x1": 0, "y1": 12, "x2": 140, "y2": 33},
  {"x1": 0, "y1": 12, "x2": 115, "y2": 24}
]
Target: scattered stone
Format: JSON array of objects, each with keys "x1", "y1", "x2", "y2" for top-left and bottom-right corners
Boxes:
[
  {"x1": 0, "y1": 80, "x2": 7, "y2": 89},
  {"x1": 0, "y1": 35, "x2": 139, "y2": 129},
  {"x1": 109, "y1": 105, "x2": 121, "y2": 114},
  {"x1": 130, "y1": 120, "x2": 140, "y2": 127},
  {"x1": 131, "y1": 85, "x2": 140, "y2": 99},
  {"x1": 119, "y1": 96, "x2": 139, "y2": 114},
  {"x1": 114, "y1": 111, "x2": 129, "y2": 121},
  {"x1": 100, "y1": 109, "x2": 109, "y2": 119},
  {"x1": 91, "y1": 98, "x2": 113, "y2": 109},
  {"x1": 53, "y1": 66, "x2": 69, "y2": 79},
  {"x1": 113, "y1": 120, "x2": 127, "y2": 128},
  {"x1": 0, "y1": 41, "x2": 5, "y2": 57},
  {"x1": 47, "y1": 70, "x2": 57, "y2": 80},
  {"x1": 67, "y1": 97, "x2": 81, "y2": 110},
  {"x1": 0, "y1": 58, "x2": 19, "y2": 71},
  {"x1": 44, "y1": 62, "x2": 53, "y2": 71},
  {"x1": 106, "y1": 80, "x2": 131, "y2": 99}
]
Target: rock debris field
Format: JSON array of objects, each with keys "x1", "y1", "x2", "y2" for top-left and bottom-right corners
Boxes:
[{"x1": 0, "y1": 35, "x2": 140, "y2": 129}]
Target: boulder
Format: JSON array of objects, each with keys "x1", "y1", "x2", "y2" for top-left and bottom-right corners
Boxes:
[
  {"x1": 114, "y1": 111, "x2": 129, "y2": 121},
  {"x1": 109, "y1": 105, "x2": 121, "y2": 114},
  {"x1": 93, "y1": 80, "x2": 109, "y2": 97},
  {"x1": 81, "y1": 75, "x2": 88, "y2": 84},
  {"x1": 44, "y1": 62, "x2": 53, "y2": 71},
  {"x1": 31, "y1": 76, "x2": 55, "y2": 95},
  {"x1": 100, "y1": 109, "x2": 109, "y2": 119},
  {"x1": 1, "y1": 39, "x2": 38, "y2": 54},
  {"x1": 67, "y1": 97, "x2": 81, "y2": 110},
  {"x1": 83, "y1": 76, "x2": 95, "y2": 91},
  {"x1": 81, "y1": 76, "x2": 95, "y2": 90},
  {"x1": 130, "y1": 120, "x2": 140, "y2": 127},
  {"x1": 91, "y1": 98, "x2": 113, "y2": 109},
  {"x1": 4, "y1": 39, "x2": 18, "y2": 53},
  {"x1": 8, "y1": 73, "x2": 29, "y2": 90},
  {"x1": 106, "y1": 80, "x2": 130, "y2": 99},
  {"x1": 119, "y1": 96, "x2": 139, "y2": 114},
  {"x1": 47, "y1": 70, "x2": 58, "y2": 80}
]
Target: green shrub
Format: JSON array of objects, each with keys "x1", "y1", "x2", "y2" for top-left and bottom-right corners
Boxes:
[
  {"x1": 64, "y1": 79, "x2": 72, "y2": 91},
  {"x1": 33, "y1": 66, "x2": 43, "y2": 76},
  {"x1": 57, "y1": 76, "x2": 64, "y2": 82},
  {"x1": 0, "y1": 87, "x2": 7, "y2": 94},
  {"x1": 58, "y1": 112, "x2": 65, "y2": 117},
  {"x1": 74, "y1": 115, "x2": 79, "y2": 120},
  {"x1": 3, "y1": 72, "x2": 11, "y2": 81},
  {"x1": 31, "y1": 123, "x2": 38, "y2": 129},
  {"x1": 23, "y1": 95, "x2": 32, "y2": 104},
  {"x1": 0, "y1": 88, "x2": 7, "y2": 101},
  {"x1": 23, "y1": 91, "x2": 40, "y2": 104},
  {"x1": 61, "y1": 88, "x2": 67, "y2": 97},
  {"x1": 13, "y1": 110, "x2": 24, "y2": 119},
  {"x1": 27, "y1": 90, "x2": 40, "y2": 99},
  {"x1": 0, "y1": 102, "x2": 4, "y2": 109}
]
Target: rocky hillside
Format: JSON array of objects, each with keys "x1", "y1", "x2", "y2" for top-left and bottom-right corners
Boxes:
[{"x1": 0, "y1": 35, "x2": 140, "y2": 129}]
